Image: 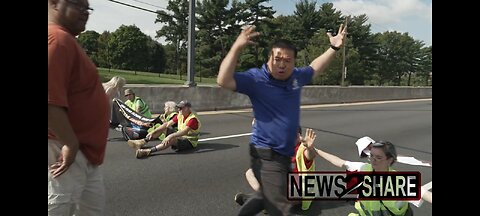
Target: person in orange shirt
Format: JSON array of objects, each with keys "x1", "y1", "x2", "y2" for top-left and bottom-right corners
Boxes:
[{"x1": 48, "y1": 0, "x2": 109, "y2": 215}]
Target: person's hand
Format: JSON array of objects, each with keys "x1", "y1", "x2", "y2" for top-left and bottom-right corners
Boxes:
[
  {"x1": 232, "y1": 25, "x2": 261, "y2": 50},
  {"x1": 49, "y1": 143, "x2": 79, "y2": 178},
  {"x1": 302, "y1": 128, "x2": 317, "y2": 150},
  {"x1": 328, "y1": 23, "x2": 347, "y2": 49},
  {"x1": 162, "y1": 135, "x2": 172, "y2": 146},
  {"x1": 146, "y1": 132, "x2": 154, "y2": 140}
]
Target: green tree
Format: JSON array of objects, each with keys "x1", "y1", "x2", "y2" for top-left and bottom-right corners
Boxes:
[
  {"x1": 417, "y1": 45, "x2": 432, "y2": 86},
  {"x1": 404, "y1": 40, "x2": 425, "y2": 86},
  {"x1": 155, "y1": 0, "x2": 189, "y2": 76},
  {"x1": 240, "y1": 0, "x2": 276, "y2": 66},
  {"x1": 163, "y1": 43, "x2": 178, "y2": 74},
  {"x1": 108, "y1": 25, "x2": 149, "y2": 72},
  {"x1": 343, "y1": 14, "x2": 379, "y2": 85},
  {"x1": 270, "y1": 15, "x2": 299, "y2": 43},
  {"x1": 303, "y1": 29, "x2": 343, "y2": 85},
  {"x1": 374, "y1": 31, "x2": 418, "y2": 85},
  {"x1": 318, "y1": 3, "x2": 343, "y2": 32},
  {"x1": 196, "y1": 0, "x2": 233, "y2": 77},
  {"x1": 77, "y1": 30, "x2": 100, "y2": 65},
  {"x1": 146, "y1": 37, "x2": 166, "y2": 73},
  {"x1": 293, "y1": 0, "x2": 320, "y2": 65},
  {"x1": 96, "y1": 31, "x2": 112, "y2": 68}
]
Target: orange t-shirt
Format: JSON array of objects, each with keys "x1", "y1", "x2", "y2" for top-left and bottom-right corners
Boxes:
[{"x1": 48, "y1": 24, "x2": 109, "y2": 165}]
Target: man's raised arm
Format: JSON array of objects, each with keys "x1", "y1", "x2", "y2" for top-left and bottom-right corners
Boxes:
[
  {"x1": 217, "y1": 25, "x2": 260, "y2": 91},
  {"x1": 310, "y1": 23, "x2": 347, "y2": 78}
]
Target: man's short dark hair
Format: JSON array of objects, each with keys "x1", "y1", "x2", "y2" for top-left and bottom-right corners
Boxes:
[{"x1": 270, "y1": 39, "x2": 297, "y2": 58}]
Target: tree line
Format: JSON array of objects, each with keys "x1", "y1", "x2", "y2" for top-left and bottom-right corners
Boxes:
[{"x1": 78, "y1": 0, "x2": 432, "y2": 86}]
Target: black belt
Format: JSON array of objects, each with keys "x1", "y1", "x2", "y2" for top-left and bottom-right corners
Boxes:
[{"x1": 249, "y1": 144, "x2": 289, "y2": 162}]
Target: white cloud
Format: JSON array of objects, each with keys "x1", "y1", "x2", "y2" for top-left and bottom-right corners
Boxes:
[
  {"x1": 334, "y1": 0, "x2": 431, "y2": 25},
  {"x1": 332, "y1": 0, "x2": 432, "y2": 44}
]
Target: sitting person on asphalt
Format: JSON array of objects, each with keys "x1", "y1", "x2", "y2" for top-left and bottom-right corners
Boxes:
[
  {"x1": 124, "y1": 88, "x2": 152, "y2": 118},
  {"x1": 120, "y1": 88, "x2": 153, "y2": 140},
  {"x1": 235, "y1": 127, "x2": 317, "y2": 213},
  {"x1": 314, "y1": 140, "x2": 413, "y2": 216},
  {"x1": 102, "y1": 76, "x2": 126, "y2": 128},
  {"x1": 128, "y1": 100, "x2": 201, "y2": 158},
  {"x1": 147, "y1": 101, "x2": 179, "y2": 141}
]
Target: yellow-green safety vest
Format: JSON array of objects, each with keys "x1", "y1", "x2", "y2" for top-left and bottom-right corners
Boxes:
[
  {"x1": 295, "y1": 144, "x2": 316, "y2": 210},
  {"x1": 125, "y1": 97, "x2": 152, "y2": 118},
  {"x1": 177, "y1": 111, "x2": 201, "y2": 147},
  {"x1": 351, "y1": 164, "x2": 409, "y2": 216},
  {"x1": 148, "y1": 112, "x2": 178, "y2": 140}
]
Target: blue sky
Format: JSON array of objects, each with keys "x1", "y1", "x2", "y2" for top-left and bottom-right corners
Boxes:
[{"x1": 87, "y1": 0, "x2": 432, "y2": 46}]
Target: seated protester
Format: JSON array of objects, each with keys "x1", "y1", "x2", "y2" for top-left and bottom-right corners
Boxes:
[
  {"x1": 128, "y1": 100, "x2": 201, "y2": 158},
  {"x1": 314, "y1": 141, "x2": 414, "y2": 216},
  {"x1": 124, "y1": 88, "x2": 152, "y2": 118},
  {"x1": 121, "y1": 89, "x2": 153, "y2": 140},
  {"x1": 147, "y1": 101, "x2": 179, "y2": 140},
  {"x1": 102, "y1": 76, "x2": 126, "y2": 128},
  {"x1": 235, "y1": 127, "x2": 317, "y2": 213}
]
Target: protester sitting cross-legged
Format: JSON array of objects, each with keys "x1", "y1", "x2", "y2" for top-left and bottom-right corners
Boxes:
[
  {"x1": 146, "y1": 101, "x2": 178, "y2": 141},
  {"x1": 128, "y1": 100, "x2": 201, "y2": 158},
  {"x1": 124, "y1": 88, "x2": 152, "y2": 118},
  {"x1": 102, "y1": 76, "x2": 126, "y2": 128},
  {"x1": 120, "y1": 88, "x2": 153, "y2": 140}
]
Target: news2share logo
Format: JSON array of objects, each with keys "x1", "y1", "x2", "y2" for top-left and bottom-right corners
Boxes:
[{"x1": 288, "y1": 171, "x2": 421, "y2": 201}]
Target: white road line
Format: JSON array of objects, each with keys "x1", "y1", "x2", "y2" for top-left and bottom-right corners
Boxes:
[{"x1": 199, "y1": 133, "x2": 252, "y2": 142}]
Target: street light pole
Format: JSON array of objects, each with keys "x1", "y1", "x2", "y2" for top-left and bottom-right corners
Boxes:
[
  {"x1": 186, "y1": 0, "x2": 196, "y2": 87},
  {"x1": 341, "y1": 40, "x2": 346, "y2": 86},
  {"x1": 341, "y1": 18, "x2": 348, "y2": 87}
]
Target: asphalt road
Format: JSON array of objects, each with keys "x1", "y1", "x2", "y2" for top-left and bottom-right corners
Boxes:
[{"x1": 103, "y1": 99, "x2": 432, "y2": 216}]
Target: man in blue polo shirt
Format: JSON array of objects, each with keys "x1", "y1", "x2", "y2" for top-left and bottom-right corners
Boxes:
[{"x1": 217, "y1": 24, "x2": 347, "y2": 216}]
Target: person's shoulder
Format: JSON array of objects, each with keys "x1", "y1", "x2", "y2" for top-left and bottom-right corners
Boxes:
[
  {"x1": 48, "y1": 24, "x2": 70, "y2": 39},
  {"x1": 239, "y1": 66, "x2": 263, "y2": 75},
  {"x1": 294, "y1": 66, "x2": 314, "y2": 73},
  {"x1": 48, "y1": 24, "x2": 75, "y2": 46}
]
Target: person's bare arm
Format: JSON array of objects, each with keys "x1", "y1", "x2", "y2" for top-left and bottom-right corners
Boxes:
[
  {"x1": 146, "y1": 120, "x2": 176, "y2": 140},
  {"x1": 310, "y1": 23, "x2": 347, "y2": 78},
  {"x1": 217, "y1": 25, "x2": 260, "y2": 91},
  {"x1": 48, "y1": 104, "x2": 79, "y2": 178},
  {"x1": 314, "y1": 147, "x2": 347, "y2": 168}
]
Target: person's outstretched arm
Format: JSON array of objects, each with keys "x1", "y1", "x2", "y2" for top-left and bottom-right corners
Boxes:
[
  {"x1": 314, "y1": 147, "x2": 347, "y2": 168},
  {"x1": 217, "y1": 25, "x2": 260, "y2": 91},
  {"x1": 310, "y1": 23, "x2": 347, "y2": 78}
]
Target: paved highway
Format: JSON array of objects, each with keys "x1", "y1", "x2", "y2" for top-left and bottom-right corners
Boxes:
[{"x1": 103, "y1": 99, "x2": 432, "y2": 216}]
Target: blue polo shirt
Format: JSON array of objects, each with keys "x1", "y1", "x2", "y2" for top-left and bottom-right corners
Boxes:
[{"x1": 234, "y1": 64, "x2": 313, "y2": 157}]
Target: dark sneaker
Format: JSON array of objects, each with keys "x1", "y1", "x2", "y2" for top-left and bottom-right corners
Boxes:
[{"x1": 234, "y1": 192, "x2": 247, "y2": 206}]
